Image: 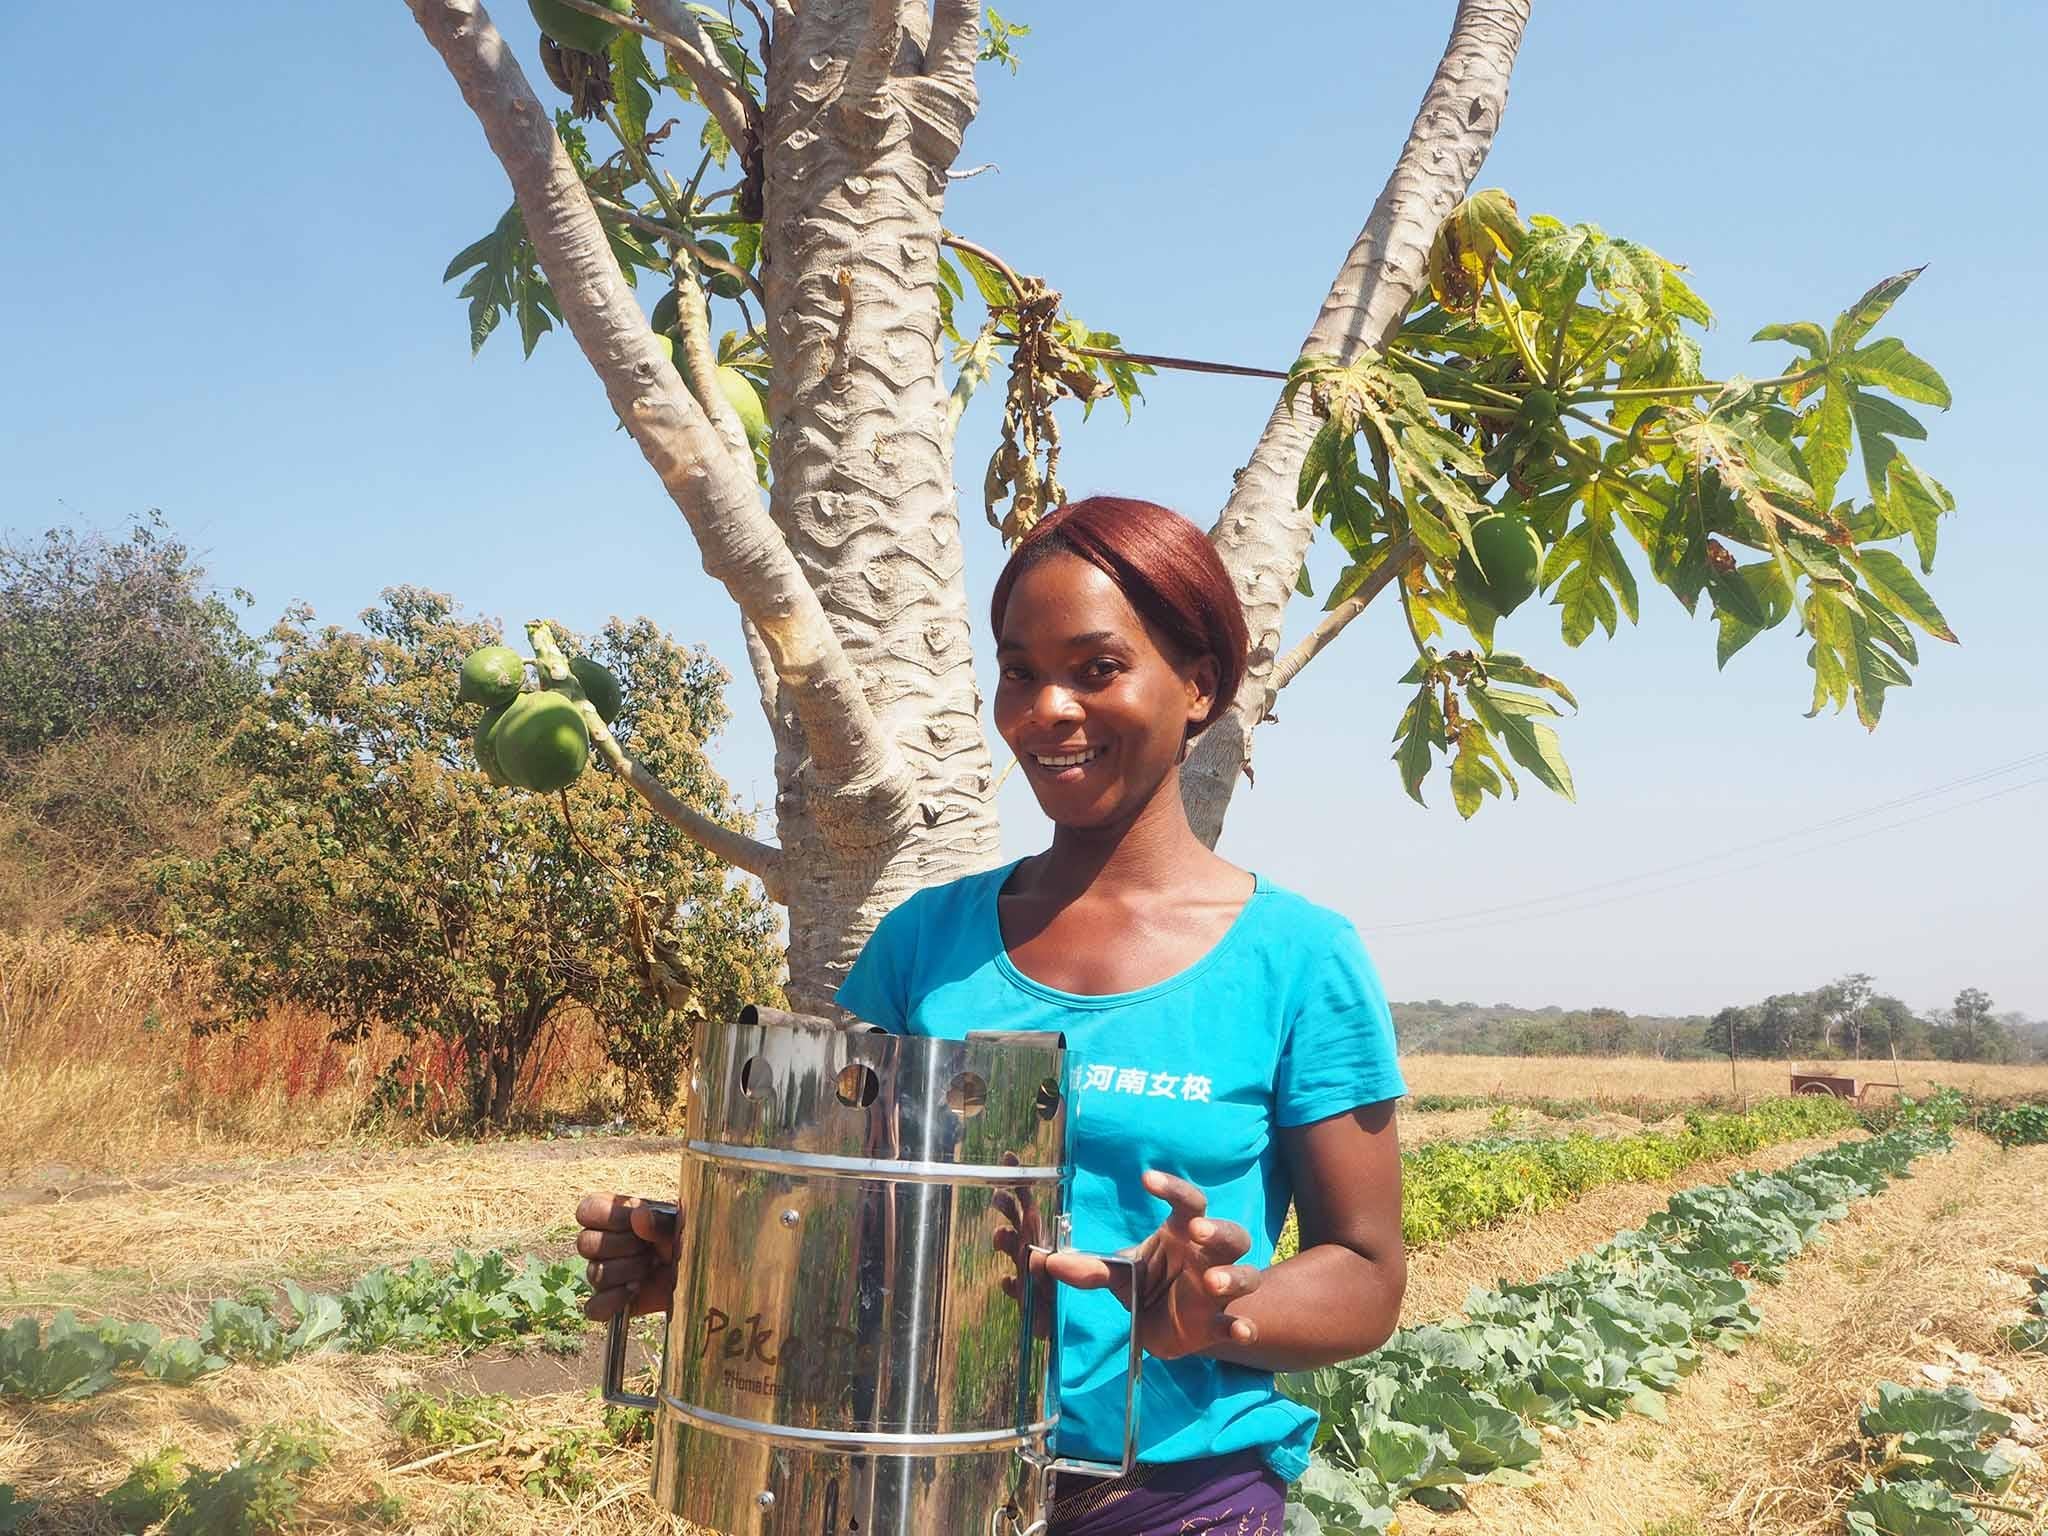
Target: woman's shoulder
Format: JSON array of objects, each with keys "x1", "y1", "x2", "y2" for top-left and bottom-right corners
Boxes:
[{"x1": 1243, "y1": 874, "x2": 1365, "y2": 944}]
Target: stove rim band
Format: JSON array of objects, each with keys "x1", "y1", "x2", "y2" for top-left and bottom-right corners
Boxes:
[
  {"x1": 682, "y1": 1139, "x2": 1063, "y2": 1185},
  {"x1": 657, "y1": 1392, "x2": 1061, "y2": 1456}
]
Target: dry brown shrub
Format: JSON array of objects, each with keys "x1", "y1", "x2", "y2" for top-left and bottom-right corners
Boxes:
[{"x1": 0, "y1": 930, "x2": 619, "y2": 1174}]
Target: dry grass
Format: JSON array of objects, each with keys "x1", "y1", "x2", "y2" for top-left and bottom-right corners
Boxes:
[
  {"x1": 0, "y1": 930, "x2": 616, "y2": 1175},
  {"x1": 0, "y1": 1141, "x2": 688, "y2": 1323},
  {"x1": 0, "y1": 1334, "x2": 702, "y2": 1535},
  {"x1": 1403, "y1": 1051, "x2": 2048, "y2": 1104},
  {"x1": 0, "y1": 1132, "x2": 713, "y2": 1536},
  {"x1": 1401, "y1": 1134, "x2": 2048, "y2": 1536}
]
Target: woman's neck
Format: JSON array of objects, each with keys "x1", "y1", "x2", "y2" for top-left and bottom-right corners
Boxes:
[{"x1": 1031, "y1": 765, "x2": 1212, "y2": 901}]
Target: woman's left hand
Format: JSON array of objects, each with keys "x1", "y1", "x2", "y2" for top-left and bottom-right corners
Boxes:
[{"x1": 1041, "y1": 1170, "x2": 1262, "y2": 1360}]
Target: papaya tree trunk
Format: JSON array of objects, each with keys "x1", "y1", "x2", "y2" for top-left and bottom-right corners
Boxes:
[{"x1": 759, "y1": 0, "x2": 1001, "y2": 1011}]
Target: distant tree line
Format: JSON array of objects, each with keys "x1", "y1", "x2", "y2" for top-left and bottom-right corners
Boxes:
[
  {"x1": 1703, "y1": 975, "x2": 2040, "y2": 1064},
  {"x1": 1395, "y1": 976, "x2": 2045, "y2": 1064}
]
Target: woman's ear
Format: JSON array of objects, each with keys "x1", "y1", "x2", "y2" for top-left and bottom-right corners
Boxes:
[{"x1": 1184, "y1": 652, "x2": 1222, "y2": 727}]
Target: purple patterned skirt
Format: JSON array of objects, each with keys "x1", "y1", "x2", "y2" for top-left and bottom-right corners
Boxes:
[{"x1": 1047, "y1": 1451, "x2": 1287, "y2": 1536}]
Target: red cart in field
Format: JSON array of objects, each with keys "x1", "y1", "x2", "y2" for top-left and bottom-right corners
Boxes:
[{"x1": 1789, "y1": 1071, "x2": 1902, "y2": 1104}]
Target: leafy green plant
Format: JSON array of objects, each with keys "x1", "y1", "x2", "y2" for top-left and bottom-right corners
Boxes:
[
  {"x1": 200, "y1": 1250, "x2": 588, "y2": 1371},
  {"x1": 333, "y1": 1250, "x2": 589, "y2": 1355},
  {"x1": 1982, "y1": 1103, "x2": 2048, "y2": 1149},
  {"x1": 0, "y1": 1485, "x2": 36, "y2": 1534},
  {"x1": 1281, "y1": 1125, "x2": 1952, "y2": 1533},
  {"x1": 1845, "y1": 1477, "x2": 1988, "y2": 1536},
  {"x1": 1858, "y1": 1384, "x2": 2017, "y2": 1495},
  {"x1": 0, "y1": 1311, "x2": 225, "y2": 1401},
  {"x1": 104, "y1": 1425, "x2": 329, "y2": 1536},
  {"x1": 1395, "y1": 1093, "x2": 1855, "y2": 1247},
  {"x1": 391, "y1": 1389, "x2": 602, "y2": 1500},
  {"x1": 105, "y1": 1447, "x2": 188, "y2": 1532},
  {"x1": 391, "y1": 1388, "x2": 515, "y2": 1450},
  {"x1": 1998, "y1": 1265, "x2": 2048, "y2": 1355}
]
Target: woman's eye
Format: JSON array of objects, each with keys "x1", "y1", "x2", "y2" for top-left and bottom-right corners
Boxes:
[
  {"x1": 999, "y1": 665, "x2": 1031, "y2": 683},
  {"x1": 1082, "y1": 659, "x2": 1122, "y2": 681}
]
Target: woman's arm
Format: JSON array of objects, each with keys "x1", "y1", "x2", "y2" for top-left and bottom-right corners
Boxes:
[
  {"x1": 1205, "y1": 1099, "x2": 1405, "y2": 1372},
  {"x1": 1041, "y1": 1101, "x2": 1405, "y2": 1370}
]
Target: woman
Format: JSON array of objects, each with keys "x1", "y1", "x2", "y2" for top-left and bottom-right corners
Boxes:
[{"x1": 578, "y1": 496, "x2": 1406, "y2": 1534}]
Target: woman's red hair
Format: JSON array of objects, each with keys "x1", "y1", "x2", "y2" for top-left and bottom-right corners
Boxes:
[{"x1": 989, "y1": 496, "x2": 1250, "y2": 738}]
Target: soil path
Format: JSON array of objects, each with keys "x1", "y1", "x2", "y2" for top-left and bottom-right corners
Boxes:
[{"x1": 1401, "y1": 1134, "x2": 2048, "y2": 1535}]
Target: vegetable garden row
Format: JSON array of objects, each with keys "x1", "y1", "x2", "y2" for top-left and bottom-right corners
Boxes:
[
  {"x1": 1, "y1": 1095, "x2": 2042, "y2": 1533},
  {"x1": 1280, "y1": 1120, "x2": 1969, "y2": 1532}
]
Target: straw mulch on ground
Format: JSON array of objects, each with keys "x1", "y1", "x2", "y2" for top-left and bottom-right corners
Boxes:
[{"x1": 1400, "y1": 1133, "x2": 2048, "y2": 1535}]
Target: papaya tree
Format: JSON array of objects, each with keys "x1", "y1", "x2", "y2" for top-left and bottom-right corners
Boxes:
[{"x1": 405, "y1": 0, "x2": 1959, "y2": 1012}]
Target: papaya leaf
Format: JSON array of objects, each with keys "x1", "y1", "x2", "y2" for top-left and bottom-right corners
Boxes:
[
  {"x1": 1300, "y1": 422, "x2": 1344, "y2": 509},
  {"x1": 1852, "y1": 548, "x2": 1956, "y2": 642},
  {"x1": 444, "y1": 205, "x2": 560, "y2": 358},
  {"x1": 1802, "y1": 381, "x2": 1853, "y2": 511},
  {"x1": 1542, "y1": 522, "x2": 1636, "y2": 646},
  {"x1": 935, "y1": 251, "x2": 965, "y2": 342},
  {"x1": 1657, "y1": 262, "x2": 1713, "y2": 328},
  {"x1": 1706, "y1": 567, "x2": 1769, "y2": 629},
  {"x1": 1467, "y1": 685, "x2": 1574, "y2": 800},
  {"x1": 1449, "y1": 722, "x2": 1512, "y2": 819},
  {"x1": 1752, "y1": 319, "x2": 1828, "y2": 356},
  {"x1": 978, "y1": 6, "x2": 1030, "y2": 72},
  {"x1": 1885, "y1": 457, "x2": 1951, "y2": 573},
  {"x1": 1714, "y1": 562, "x2": 1792, "y2": 669},
  {"x1": 951, "y1": 243, "x2": 1016, "y2": 312},
  {"x1": 1427, "y1": 188, "x2": 1524, "y2": 311},
  {"x1": 1392, "y1": 684, "x2": 1443, "y2": 807},
  {"x1": 607, "y1": 32, "x2": 658, "y2": 150},
  {"x1": 1325, "y1": 540, "x2": 1403, "y2": 612},
  {"x1": 1847, "y1": 381, "x2": 1926, "y2": 509},
  {"x1": 1716, "y1": 610, "x2": 1761, "y2": 670},
  {"x1": 1843, "y1": 337, "x2": 1951, "y2": 409},
  {"x1": 1859, "y1": 596, "x2": 1920, "y2": 667},
  {"x1": 1831, "y1": 265, "x2": 1926, "y2": 353},
  {"x1": 1478, "y1": 652, "x2": 1578, "y2": 709}
]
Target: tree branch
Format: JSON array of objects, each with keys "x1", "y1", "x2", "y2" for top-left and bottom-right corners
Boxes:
[
  {"x1": 665, "y1": 244, "x2": 753, "y2": 468},
  {"x1": 527, "y1": 621, "x2": 788, "y2": 901},
  {"x1": 1272, "y1": 537, "x2": 1420, "y2": 693},
  {"x1": 924, "y1": 0, "x2": 981, "y2": 89},
  {"x1": 1185, "y1": 0, "x2": 1531, "y2": 846},
  {"x1": 836, "y1": 0, "x2": 905, "y2": 139},
  {"x1": 590, "y1": 194, "x2": 767, "y2": 307},
  {"x1": 410, "y1": 0, "x2": 918, "y2": 847},
  {"x1": 629, "y1": 0, "x2": 757, "y2": 156}
]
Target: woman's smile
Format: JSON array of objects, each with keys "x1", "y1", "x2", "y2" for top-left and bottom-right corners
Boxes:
[{"x1": 1029, "y1": 742, "x2": 1106, "y2": 779}]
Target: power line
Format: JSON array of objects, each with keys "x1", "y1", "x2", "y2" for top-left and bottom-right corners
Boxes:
[
  {"x1": 1386, "y1": 774, "x2": 2045, "y2": 939},
  {"x1": 1362, "y1": 750, "x2": 2048, "y2": 937}
]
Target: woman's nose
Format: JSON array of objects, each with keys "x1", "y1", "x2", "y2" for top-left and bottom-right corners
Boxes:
[{"x1": 1032, "y1": 683, "x2": 1084, "y2": 724}]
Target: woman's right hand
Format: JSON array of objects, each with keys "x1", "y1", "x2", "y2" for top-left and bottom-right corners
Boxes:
[{"x1": 575, "y1": 1193, "x2": 680, "y2": 1321}]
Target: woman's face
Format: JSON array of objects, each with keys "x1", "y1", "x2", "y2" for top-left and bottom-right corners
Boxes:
[{"x1": 993, "y1": 552, "x2": 1219, "y2": 830}]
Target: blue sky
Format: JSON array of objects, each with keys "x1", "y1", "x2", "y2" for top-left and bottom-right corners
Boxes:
[{"x1": 4, "y1": 3, "x2": 2042, "y2": 1018}]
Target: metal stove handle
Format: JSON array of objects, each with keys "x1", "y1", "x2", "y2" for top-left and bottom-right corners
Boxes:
[
  {"x1": 1025, "y1": 1246, "x2": 1143, "y2": 1481},
  {"x1": 599, "y1": 1198, "x2": 679, "y2": 1412}
]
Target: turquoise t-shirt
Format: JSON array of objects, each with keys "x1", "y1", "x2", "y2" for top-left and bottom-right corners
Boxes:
[{"x1": 835, "y1": 859, "x2": 1405, "y2": 1482}]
